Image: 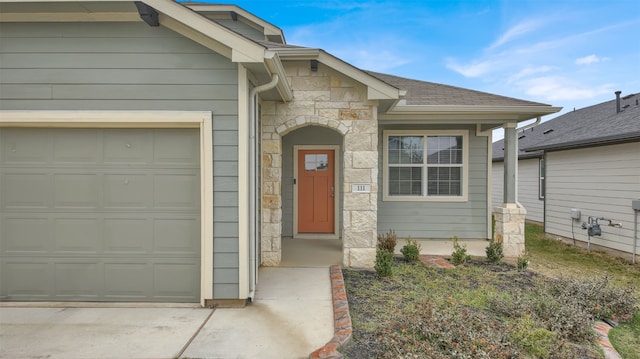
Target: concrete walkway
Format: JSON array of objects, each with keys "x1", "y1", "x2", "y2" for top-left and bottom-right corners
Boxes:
[
  {"x1": 182, "y1": 267, "x2": 334, "y2": 359},
  {"x1": 0, "y1": 267, "x2": 334, "y2": 359}
]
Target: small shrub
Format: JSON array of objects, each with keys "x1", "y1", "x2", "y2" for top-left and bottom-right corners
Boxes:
[
  {"x1": 517, "y1": 251, "x2": 530, "y2": 271},
  {"x1": 485, "y1": 238, "x2": 504, "y2": 263},
  {"x1": 401, "y1": 237, "x2": 422, "y2": 262},
  {"x1": 374, "y1": 248, "x2": 394, "y2": 277},
  {"x1": 451, "y1": 236, "x2": 471, "y2": 266},
  {"x1": 377, "y1": 229, "x2": 397, "y2": 253}
]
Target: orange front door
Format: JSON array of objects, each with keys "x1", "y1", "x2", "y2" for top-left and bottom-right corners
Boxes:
[{"x1": 298, "y1": 149, "x2": 335, "y2": 233}]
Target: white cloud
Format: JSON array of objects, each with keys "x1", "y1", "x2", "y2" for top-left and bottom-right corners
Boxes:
[
  {"x1": 575, "y1": 54, "x2": 601, "y2": 65},
  {"x1": 445, "y1": 58, "x2": 498, "y2": 78},
  {"x1": 488, "y1": 19, "x2": 542, "y2": 50},
  {"x1": 507, "y1": 66, "x2": 555, "y2": 83},
  {"x1": 518, "y1": 76, "x2": 614, "y2": 101}
]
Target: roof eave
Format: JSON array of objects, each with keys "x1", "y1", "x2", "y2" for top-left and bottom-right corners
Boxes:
[
  {"x1": 385, "y1": 105, "x2": 562, "y2": 121},
  {"x1": 524, "y1": 132, "x2": 640, "y2": 152}
]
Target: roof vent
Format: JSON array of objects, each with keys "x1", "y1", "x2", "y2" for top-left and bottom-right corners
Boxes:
[
  {"x1": 615, "y1": 91, "x2": 622, "y2": 113},
  {"x1": 543, "y1": 129, "x2": 554, "y2": 135}
]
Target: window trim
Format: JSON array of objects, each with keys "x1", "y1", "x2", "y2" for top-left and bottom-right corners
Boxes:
[{"x1": 383, "y1": 130, "x2": 469, "y2": 202}]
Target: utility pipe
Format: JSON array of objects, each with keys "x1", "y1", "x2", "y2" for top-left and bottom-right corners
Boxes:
[
  {"x1": 633, "y1": 211, "x2": 637, "y2": 264},
  {"x1": 247, "y1": 74, "x2": 280, "y2": 303}
]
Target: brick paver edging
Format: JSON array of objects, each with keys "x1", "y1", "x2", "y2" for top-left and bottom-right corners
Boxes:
[
  {"x1": 594, "y1": 321, "x2": 622, "y2": 359},
  {"x1": 309, "y1": 265, "x2": 352, "y2": 359}
]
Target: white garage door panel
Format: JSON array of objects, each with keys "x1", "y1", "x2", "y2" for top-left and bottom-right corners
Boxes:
[{"x1": 0, "y1": 127, "x2": 201, "y2": 302}]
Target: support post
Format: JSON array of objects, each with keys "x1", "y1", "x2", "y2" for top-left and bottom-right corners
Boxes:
[
  {"x1": 503, "y1": 123, "x2": 517, "y2": 204},
  {"x1": 494, "y1": 123, "x2": 526, "y2": 257}
]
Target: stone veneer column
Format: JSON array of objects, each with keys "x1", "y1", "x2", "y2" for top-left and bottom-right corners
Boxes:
[
  {"x1": 493, "y1": 204, "x2": 527, "y2": 257},
  {"x1": 342, "y1": 120, "x2": 378, "y2": 268},
  {"x1": 260, "y1": 61, "x2": 378, "y2": 268}
]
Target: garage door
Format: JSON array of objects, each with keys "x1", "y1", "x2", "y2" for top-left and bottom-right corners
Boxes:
[{"x1": 0, "y1": 128, "x2": 201, "y2": 302}]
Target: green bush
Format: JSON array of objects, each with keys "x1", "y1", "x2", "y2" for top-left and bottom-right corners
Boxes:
[
  {"x1": 400, "y1": 237, "x2": 421, "y2": 262},
  {"x1": 517, "y1": 251, "x2": 530, "y2": 271},
  {"x1": 485, "y1": 238, "x2": 504, "y2": 263},
  {"x1": 377, "y1": 229, "x2": 397, "y2": 253},
  {"x1": 451, "y1": 236, "x2": 471, "y2": 266},
  {"x1": 374, "y1": 248, "x2": 394, "y2": 277}
]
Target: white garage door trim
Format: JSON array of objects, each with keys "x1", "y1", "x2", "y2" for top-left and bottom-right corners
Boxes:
[{"x1": 1, "y1": 110, "x2": 214, "y2": 306}]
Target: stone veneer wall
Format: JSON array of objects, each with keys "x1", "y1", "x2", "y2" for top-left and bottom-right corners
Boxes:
[
  {"x1": 493, "y1": 204, "x2": 527, "y2": 257},
  {"x1": 261, "y1": 61, "x2": 378, "y2": 268}
]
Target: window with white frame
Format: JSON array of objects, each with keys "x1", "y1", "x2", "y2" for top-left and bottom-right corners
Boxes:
[{"x1": 383, "y1": 130, "x2": 468, "y2": 201}]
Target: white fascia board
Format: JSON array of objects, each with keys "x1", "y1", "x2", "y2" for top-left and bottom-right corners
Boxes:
[
  {"x1": 316, "y1": 52, "x2": 400, "y2": 100},
  {"x1": 185, "y1": 4, "x2": 284, "y2": 40},
  {"x1": 275, "y1": 48, "x2": 401, "y2": 101},
  {"x1": 383, "y1": 105, "x2": 562, "y2": 121},
  {"x1": 141, "y1": 0, "x2": 265, "y2": 63},
  {"x1": 263, "y1": 51, "x2": 293, "y2": 102},
  {"x1": 160, "y1": 14, "x2": 232, "y2": 59}
]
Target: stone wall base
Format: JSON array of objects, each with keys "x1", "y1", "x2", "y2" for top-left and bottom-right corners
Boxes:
[{"x1": 493, "y1": 204, "x2": 527, "y2": 257}]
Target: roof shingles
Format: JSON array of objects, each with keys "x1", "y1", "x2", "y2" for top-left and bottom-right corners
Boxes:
[{"x1": 493, "y1": 92, "x2": 640, "y2": 160}]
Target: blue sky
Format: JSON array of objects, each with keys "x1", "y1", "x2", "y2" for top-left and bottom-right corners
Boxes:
[{"x1": 229, "y1": 0, "x2": 640, "y2": 140}]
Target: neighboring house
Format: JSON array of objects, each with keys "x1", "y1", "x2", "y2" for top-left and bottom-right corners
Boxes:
[
  {"x1": 493, "y1": 92, "x2": 640, "y2": 261},
  {"x1": 0, "y1": 0, "x2": 560, "y2": 305}
]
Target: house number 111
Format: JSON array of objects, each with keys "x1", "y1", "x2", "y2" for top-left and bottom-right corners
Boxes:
[{"x1": 352, "y1": 184, "x2": 371, "y2": 193}]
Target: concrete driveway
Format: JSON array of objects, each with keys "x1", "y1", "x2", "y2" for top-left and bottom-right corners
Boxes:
[{"x1": 0, "y1": 267, "x2": 333, "y2": 359}]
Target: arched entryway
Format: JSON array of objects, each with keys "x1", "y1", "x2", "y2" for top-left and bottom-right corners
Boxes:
[
  {"x1": 280, "y1": 126, "x2": 344, "y2": 266},
  {"x1": 261, "y1": 114, "x2": 378, "y2": 268}
]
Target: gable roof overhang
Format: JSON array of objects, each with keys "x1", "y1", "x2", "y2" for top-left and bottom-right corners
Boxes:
[
  {"x1": 273, "y1": 47, "x2": 404, "y2": 103},
  {"x1": 182, "y1": 3, "x2": 285, "y2": 44},
  {"x1": 0, "y1": 0, "x2": 293, "y2": 101}
]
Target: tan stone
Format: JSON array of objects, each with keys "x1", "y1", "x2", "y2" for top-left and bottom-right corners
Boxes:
[
  {"x1": 317, "y1": 109, "x2": 340, "y2": 119},
  {"x1": 261, "y1": 101, "x2": 276, "y2": 115},
  {"x1": 343, "y1": 152, "x2": 353, "y2": 171},
  {"x1": 314, "y1": 101, "x2": 348, "y2": 109},
  {"x1": 347, "y1": 247, "x2": 376, "y2": 268},
  {"x1": 262, "y1": 139, "x2": 281, "y2": 154},
  {"x1": 345, "y1": 134, "x2": 372, "y2": 151},
  {"x1": 291, "y1": 76, "x2": 331, "y2": 91},
  {"x1": 352, "y1": 151, "x2": 378, "y2": 169},
  {"x1": 339, "y1": 109, "x2": 372, "y2": 121},
  {"x1": 351, "y1": 210, "x2": 377, "y2": 231},
  {"x1": 344, "y1": 193, "x2": 373, "y2": 210},
  {"x1": 262, "y1": 167, "x2": 281, "y2": 182},
  {"x1": 262, "y1": 154, "x2": 272, "y2": 167},
  {"x1": 503, "y1": 243, "x2": 525, "y2": 257},
  {"x1": 331, "y1": 87, "x2": 362, "y2": 102},
  {"x1": 263, "y1": 195, "x2": 281, "y2": 209},
  {"x1": 262, "y1": 251, "x2": 281, "y2": 266},
  {"x1": 276, "y1": 101, "x2": 315, "y2": 117},
  {"x1": 262, "y1": 222, "x2": 280, "y2": 236},
  {"x1": 343, "y1": 229, "x2": 377, "y2": 248},
  {"x1": 351, "y1": 120, "x2": 377, "y2": 134},
  {"x1": 344, "y1": 168, "x2": 372, "y2": 183}
]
